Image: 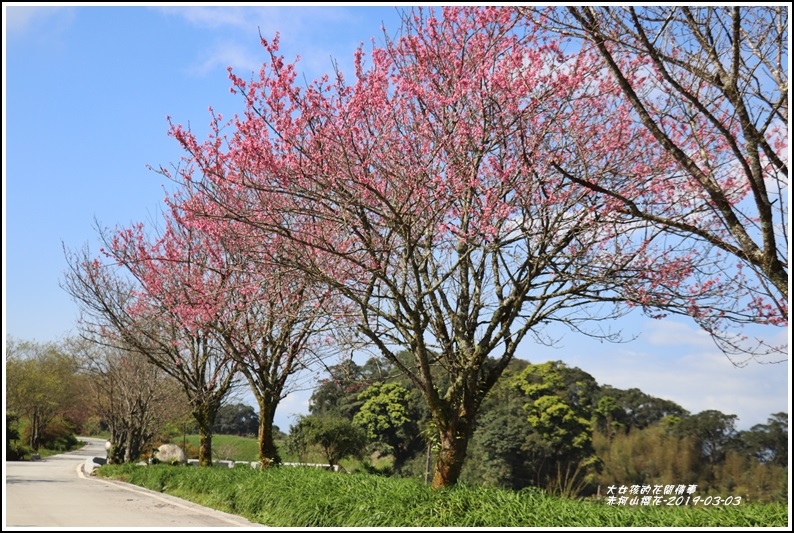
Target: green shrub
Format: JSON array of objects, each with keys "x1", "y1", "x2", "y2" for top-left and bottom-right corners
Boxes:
[{"x1": 6, "y1": 441, "x2": 32, "y2": 461}]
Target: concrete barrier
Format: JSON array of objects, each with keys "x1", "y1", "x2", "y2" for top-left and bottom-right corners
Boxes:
[
  {"x1": 283, "y1": 462, "x2": 339, "y2": 472},
  {"x1": 84, "y1": 456, "x2": 106, "y2": 475},
  {"x1": 151, "y1": 458, "x2": 339, "y2": 472}
]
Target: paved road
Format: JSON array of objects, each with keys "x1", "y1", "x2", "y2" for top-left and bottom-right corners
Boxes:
[{"x1": 4, "y1": 437, "x2": 263, "y2": 528}]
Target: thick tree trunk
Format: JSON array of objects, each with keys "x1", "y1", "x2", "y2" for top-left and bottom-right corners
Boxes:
[
  {"x1": 431, "y1": 420, "x2": 473, "y2": 489},
  {"x1": 197, "y1": 426, "x2": 212, "y2": 467},
  {"x1": 127, "y1": 427, "x2": 143, "y2": 463},
  {"x1": 257, "y1": 399, "x2": 281, "y2": 468},
  {"x1": 193, "y1": 406, "x2": 214, "y2": 467}
]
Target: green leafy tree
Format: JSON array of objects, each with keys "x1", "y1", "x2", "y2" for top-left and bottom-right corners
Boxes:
[
  {"x1": 309, "y1": 359, "x2": 390, "y2": 419},
  {"x1": 677, "y1": 409, "x2": 739, "y2": 469},
  {"x1": 511, "y1": 361, "x2": 601, "y2": 496},
  {"x1": 736, "y1": 412, "x2": 788, "y2": 467},
  {"x1": 514, "y1": 362, "x2": 596, "y2": 452},
  {"x1": 213, "y1": 403, "x2": 259, "y2": 436},
  {"x1": 353, "y1": 382, "x2": 423, "y2": 473},
  {"x1": 593, "y1": 423, "x2": 701, "y2": 488},
  {"x1": 463, "y1": 359, "x2": 602, "y2": 494},
  {"x1": 6, "y1": 337, "x2": 82, "y2": 451},
  {"x1": 592, "y1": 396, "x2": 625, "y2": 442},
  {"x1": 461, "y1": 359, "x2": 536, "y2": 490},
  {"x1": 287, "y1": 414, "x2": 367, "y2": 468},
  {"x1": 596, "y1": 386, "x2": 689, "y2": 431},
  {"x1": 6, "y1": 413, "x2": 25, "y2": 460}
]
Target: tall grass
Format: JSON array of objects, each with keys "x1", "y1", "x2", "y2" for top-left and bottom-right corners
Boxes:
[{"x1": 96, "y1": 464, "x2": 788, "y2": 527}]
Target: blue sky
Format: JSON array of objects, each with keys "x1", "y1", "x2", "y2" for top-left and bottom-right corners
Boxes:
[{"x1": 3, "y1": 4, "x2": 790, "y2": 433}]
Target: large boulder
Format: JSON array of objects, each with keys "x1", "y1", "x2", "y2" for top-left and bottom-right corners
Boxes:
[{"x1": 155, "y1": 443, "x2": 186, "y2": 465}]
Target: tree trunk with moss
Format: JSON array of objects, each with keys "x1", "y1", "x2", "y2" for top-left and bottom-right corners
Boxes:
[
  {"x1": 257, "y1": 398, "x2": 281, "y2": 468},
  {"x1": 430, "y1": 404, "x2": 476, "y2": 489},
  {"x1": 192, "y1": 404, "x2": 217, "y2": 467}
]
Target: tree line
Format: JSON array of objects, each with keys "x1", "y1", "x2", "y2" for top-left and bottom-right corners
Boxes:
[
  {"x1": 52, "y1": 6, "x2": 786, "y2": 489},
  {"x1": 286, "y1": 355, "x2": 787, "y2": 502},
  {"x1": 5, "y1": 338, "x2": 787, "y2": 502}
]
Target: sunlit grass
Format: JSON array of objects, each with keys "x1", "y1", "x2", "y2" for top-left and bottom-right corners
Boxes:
[{"x1": 95, "y1": 464, "x2": 788, "y2": 527}]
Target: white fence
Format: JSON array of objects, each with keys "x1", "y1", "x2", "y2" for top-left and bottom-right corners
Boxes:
[{"x1": 186, "y1": 459, "x2": 340, "y2": 471}]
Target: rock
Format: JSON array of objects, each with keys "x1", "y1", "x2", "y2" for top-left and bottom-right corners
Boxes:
[{"x1": 155, "y1": 443, "x2": 186, "y2": 464}]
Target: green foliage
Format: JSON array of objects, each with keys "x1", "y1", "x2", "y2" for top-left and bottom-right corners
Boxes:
[
  {"x1": 287, "y1": 414, "x2": 367, "y2": 467},
  {"x1": 353, "y1": 382, "x2": 423, "y2": 472},
  {"x1": 6, "y1": 337, "x2": 82, "y2": 450},
  {"x1": 461, "y1": 359, "x2": 536, "y2": 490},
  {"x1": 513, "y1": 362, "x2": 596, "y2": 451},
  {"x1": 7, "y1": 412, "x2": 21, "y2": 442},
  {"x1": 675, "y1": 410, "x2": 738, "y2": 467},
  {"x1": 307, "y1": 354, "x2": 431, "y2": 474},
  {"x1": 240, "y1": 354, "x2": 790, "y2": 502},
  {"x1": 592, "y1": 421, "x2": 787, "y2": 503},
  {"x1": 354, "y1": 382, "x2": 412, "y2": 439},
  {"x1": 82, "y1": 415, "x2": 106, "y2": 437},
  {"x1": 508, "y1": 361, "x2": 600, "y2": 495},
  {"x1": 525, "y1": 394, "x2": 592, "y2": 450},
  {"x1": 33, "y1": 418, "x2": 79, "y2": 451},
  {"x1": 6, "y1": 442, "x2": 33, "y2": 461},
  {"x1": 6, "y1": 413, "x2": 32, "y2": 461},
  {"x1": 593, "y1": 395, "x2": 625, "y2": 438},
  {"x1": 309, "y1": 358, "x2": 390, "y2": 419},
  {"x1": 212, "y1": 403, "x2": 259, "y2": 436},
  {"x1": 596, "y1": 386, "x2": 689, "y2": 431},
  {"x1": 714, "y1": 450, "x2": 788, "y2": 502},
  {"x1": 95, "y1": 464, "x2": 788, "y2": 527},
  {"x1": 593, "y1": 424, "x2": 700, "y2": 488},
  {"x1": 733, "y1": 412, "x2": 788, "y2": 467}
]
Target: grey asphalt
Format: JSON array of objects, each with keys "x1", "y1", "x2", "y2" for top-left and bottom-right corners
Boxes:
[{"x1": 4, "y1": 437, "x2": 264, "y2": 529}]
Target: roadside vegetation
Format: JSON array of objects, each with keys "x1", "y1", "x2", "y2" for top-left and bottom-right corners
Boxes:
[
  {"x1": 7, "y1": 338, "x2": 788, "y2": 508},
  {"x1": 95, "y1": 463, "x2": 788, "y2": 527}
]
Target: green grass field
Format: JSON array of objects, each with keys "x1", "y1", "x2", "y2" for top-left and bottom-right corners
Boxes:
[
  {"x1": 178, "y1": 434, "x2": 380, "y2": 471},
  {"x1": 95, "y1": 462, "x2": 788, "y2": 527}
]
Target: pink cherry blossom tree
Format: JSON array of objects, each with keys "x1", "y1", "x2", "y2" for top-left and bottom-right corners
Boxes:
[
  {"x1": 162, "y1": 189, "x2": 347, "y2": 467},
  {"x1": 63, "y1": 224, "x2": 239, "y2": 467},
  {"x1": 163, "y1": 7, "x2": 735, "y2": 487}
]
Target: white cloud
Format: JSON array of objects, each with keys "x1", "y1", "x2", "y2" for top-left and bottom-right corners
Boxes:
[
  {"x1": 643, "y1": 319, "x2": 721, "y2": 349},
  {"x1": 187, "y1": 39, "x2": 264, "y2": 77},
  {"x1": 157, "y1": 6, "x2": 255, "y2": 30},
  {"x1": 156, "y1": 5, "x2": 387, "y2": 83},
  {"x1": 273, "y1": 389, "x2": 312, "y2": 432},
  {"x1": 5, "y1": 6, "x2": 74, "y2": 37},
  {"x1": 155, "y1": 5, "x2": 359, "y2": 55}
]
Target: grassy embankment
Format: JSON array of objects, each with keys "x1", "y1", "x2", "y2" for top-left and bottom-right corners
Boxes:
[{"x1": 96, "y1": 434, "x2": 788, "y2": 528}]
